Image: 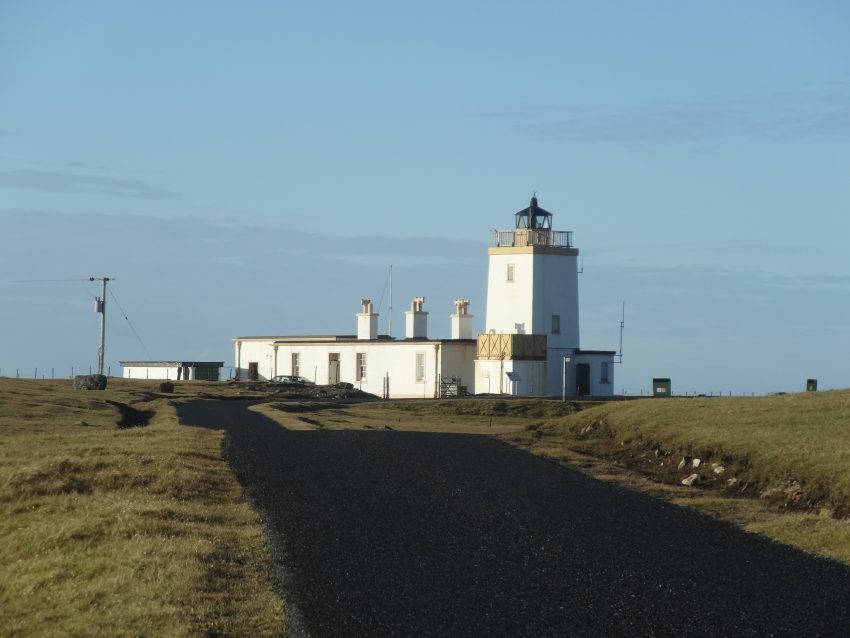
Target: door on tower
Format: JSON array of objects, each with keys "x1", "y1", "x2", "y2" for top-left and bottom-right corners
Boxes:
[
  {"x1": 247, "y1": 362, "x2": 259, "y2": 381},
  {"x1": 328, "y1": 353, "x2": 340, "y2": 384},
  {"x1": 576, "y1": 363, "x2": 591, "y2": 397}
]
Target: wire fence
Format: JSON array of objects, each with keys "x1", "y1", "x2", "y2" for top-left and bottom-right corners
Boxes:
[{"x1": 0, "y1": 367, "x2": 237, "y2": 381}]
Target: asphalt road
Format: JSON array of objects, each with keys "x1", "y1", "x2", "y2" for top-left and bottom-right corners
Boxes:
[{"x1": 179, "y1": 399, "x2": 850, "y2": 637}]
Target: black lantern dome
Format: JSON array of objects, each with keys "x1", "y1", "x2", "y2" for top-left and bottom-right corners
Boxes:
[{"x1": 514, "y1": 196, "x2": 553, "y2": 230}]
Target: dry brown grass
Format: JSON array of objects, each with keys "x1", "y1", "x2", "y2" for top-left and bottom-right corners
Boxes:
[{"x1": 0, "y1": 379, "x2": 282, "y2": 637}]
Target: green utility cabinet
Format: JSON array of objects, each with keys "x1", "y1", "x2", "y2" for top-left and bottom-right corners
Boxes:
[
  {"x1": 806, "y1": 378, "x2": 818, "y2": 392},
  {"x1": 653, "y1": 378, "x2": 672, "y2": 397}
]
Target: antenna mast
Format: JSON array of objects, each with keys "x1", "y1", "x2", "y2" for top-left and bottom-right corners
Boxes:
[
  {"x1": 617, "y1": 301, "x2": 625, "y2": 364},
  {"x1": 90, "y1": 276, "x2": 112, "y2": 375},
  {"x1": 388, "y1": 264, "x2": 393, "y2": 338}
]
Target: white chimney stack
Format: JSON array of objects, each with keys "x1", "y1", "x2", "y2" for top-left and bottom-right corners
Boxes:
[
  {"x1": 405, "y1": 296, "x2": 428, "y2": 339},
  {"x1": 357, "y1": 298, "x2": 378, "y2": 340},
  {"x1": 451, "y1": 299, "x2": 474, "y2": 339}
]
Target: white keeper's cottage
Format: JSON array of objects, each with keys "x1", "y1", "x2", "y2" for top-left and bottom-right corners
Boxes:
[{"x1": 234, "y1": 197, "x2": 616, "y2": 398}]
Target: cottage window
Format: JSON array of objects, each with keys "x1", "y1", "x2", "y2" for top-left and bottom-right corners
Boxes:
[
  {"x1": 506, "y1": 263, "x2": 515, "y2": 282},
  {"x1": 291, "y1": 352, "x2": 301, "y2": 377},
  {"x1": 551, "y1": 314, "x2": 560, "y2": 335},
  {"x1": 601, "y1": 362, "x2": 610, "y2": 384},
  {"x1": 415, "y1": 352, "x2": 426, "y2": 382},
  {"x1": 356, "y1": 353, "x2": 367, "y2": 381}
]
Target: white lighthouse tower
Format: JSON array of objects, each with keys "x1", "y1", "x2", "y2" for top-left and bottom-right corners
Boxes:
[{"x1": 475, "y1": 197, "x2": 615, "y2": 397}]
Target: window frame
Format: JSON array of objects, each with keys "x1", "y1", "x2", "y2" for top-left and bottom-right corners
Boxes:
[
  {"x1": 551, "y1": 314, "x2": 561, "y2": 335},
  {"x1": 291, "y1": 352, "x2": 301, "y2": 377},
  {"x1": 356, "y1": 352, "x2": 367, "y2": 381},
  {"x1": 415, "y1": 352, "x2": 426, "y2": 382},
  {"x1": 506, "y1": 263, "x2": 515, "y2": 282}
]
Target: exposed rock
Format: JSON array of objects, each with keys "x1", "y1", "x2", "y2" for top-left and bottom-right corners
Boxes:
[
  {"x1": 159, "y1": 381, "x2": 175, "y2": 393},
  {"x1": 712, "y1": 464, "x2": 725, "y2": 475},
  {"x1": 760, "y1": 479, "x2": 802, "y2": 502},
  {"x1": 726, "y1": 477, "x2": 739, "y2": 488},
  {"x1": 692, "y1": 458, "x2": 701, "y2": 468},
  {"x1": 681, "y1": 473, "x2": 699, "y2": 487},
  {"x1": 678, "y1": 457, "x2": 691, "y2": 470},
  {"x1": 73, "y1": 374, "x2": 107, "y2": 390}
]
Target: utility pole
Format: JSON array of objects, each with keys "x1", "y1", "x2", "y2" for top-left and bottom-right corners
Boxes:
[
  {"x1": 388, "y1": 264, "x2": 393, "y2": 338},
  {"x1": 90, "y1": 277, "x2": 111, "y2": 376}
]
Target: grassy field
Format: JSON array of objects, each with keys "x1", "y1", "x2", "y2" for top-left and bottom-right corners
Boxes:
[{"x1": 0, "y1": 379, "x2": 282, "y2": 637}]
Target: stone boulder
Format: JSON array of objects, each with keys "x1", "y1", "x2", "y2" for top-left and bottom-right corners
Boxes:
[
  {"x1": 681, "y1": 473, "x2": 699, "y2": 487},
  {"x1": 73, "y1": 374, "x2": 108, "y2": 390}
]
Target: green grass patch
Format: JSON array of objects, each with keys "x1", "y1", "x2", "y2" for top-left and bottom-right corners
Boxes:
[{"x1": 535, "y1": 391, "x2": 850, "y2": 512}]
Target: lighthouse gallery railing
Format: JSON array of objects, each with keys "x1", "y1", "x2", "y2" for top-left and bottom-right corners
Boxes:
[{"x1": 492, "y1": 229, "x2": 573, "y2": 248}]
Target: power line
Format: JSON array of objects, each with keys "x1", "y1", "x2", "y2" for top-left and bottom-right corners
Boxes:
[
  {"x1": 0, "y1": 278, "x2": 92, "y2": 284},
  {"x1": 108, "y1": 286, "x2": 153, "y2": 360}
]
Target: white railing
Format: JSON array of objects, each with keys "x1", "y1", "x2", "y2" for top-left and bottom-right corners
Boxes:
[{"x1": 492, "y1": 229, "x2": 573, "y2": 248}]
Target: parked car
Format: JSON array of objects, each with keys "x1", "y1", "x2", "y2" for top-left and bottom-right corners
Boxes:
[{"x1": 271, "y1": 375, "x2": 315, "y2": 385}]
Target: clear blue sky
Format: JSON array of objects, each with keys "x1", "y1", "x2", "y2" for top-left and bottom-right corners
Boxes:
[{"x1": 1, "y1": 1, "x2": 848, "y2": 393}]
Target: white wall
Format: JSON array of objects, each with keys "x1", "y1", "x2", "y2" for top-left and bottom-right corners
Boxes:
[
  {"x1": 485, "y1": 248, "x2": 580, "y2": 348},
  {"x1": 234, "y1": 338, "x2": 476, "y2": 398},
  {"x1": 533, "y1": 252, "x2": 580, "y2": 349},
  {"x1": 485, "y1": 252, "x2": 535, "y2": 335},
  {"x1": 474, "y1": 359, "x2": 546, "y2": 396},
  {"x1": 439, "y1": 342, "x2": 476, "y2": 394},
  {"x1": 123, "y1": 365, "x2": 181, "y2": 380},
  {"x1": 570, "y1": 352, "x2": 616, "y2": 397}
]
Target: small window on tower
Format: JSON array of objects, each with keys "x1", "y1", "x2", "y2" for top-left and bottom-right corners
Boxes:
[
  {"x1": 551, "y1": 315, "x2": 561, "y2": 335},
  {"x1": 506, "y1": 263, "x2": 515, "y2": 282}
]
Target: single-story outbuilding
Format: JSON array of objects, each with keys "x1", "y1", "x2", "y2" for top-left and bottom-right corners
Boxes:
[{"x1": 119, "y1": 361, "x2": 224, "y2": 381}]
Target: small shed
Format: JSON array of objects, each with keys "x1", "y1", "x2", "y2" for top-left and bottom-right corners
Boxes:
[
  {"x1": 652, "y1": 378, "x2": 672, "y2": 397},
  {"x1": 120, "y1": 361, "x2": 224, "y2": 381}
]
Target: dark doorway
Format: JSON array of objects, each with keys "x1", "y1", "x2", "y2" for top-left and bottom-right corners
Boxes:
[
  {"x1": 576, "y1": 363, "x2": 591, "y2": 396},
  {"x1": 248, "y1": 361, "x2": 259, "y2": 381}
]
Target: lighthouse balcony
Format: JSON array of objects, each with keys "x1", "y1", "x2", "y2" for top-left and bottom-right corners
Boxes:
[
  {"x1": 492, "y1": 228, "x2": 573, "y2": 248},
  {"x1": 476, "y1": 333, "x2": 547, "y2": 360}
]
